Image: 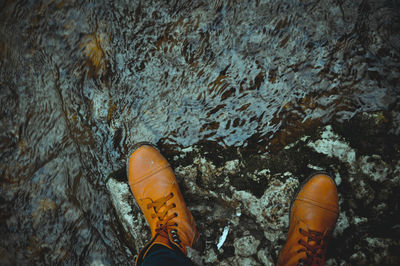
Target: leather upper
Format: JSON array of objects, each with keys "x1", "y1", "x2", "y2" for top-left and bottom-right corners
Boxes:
[
  {"x1": 277, "y1": 174, "x2": 339, "y2": 266},
  {"x1": 127, "y1": 145, "x2": 198, "y2": 256}
]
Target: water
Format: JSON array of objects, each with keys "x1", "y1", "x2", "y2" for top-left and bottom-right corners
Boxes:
[{"x1": 1, "y1": 0, "x2": 399, "y2": 264}]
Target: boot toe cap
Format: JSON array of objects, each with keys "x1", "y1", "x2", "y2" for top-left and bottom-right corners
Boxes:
[
  {"x1": 127, "y1": 144, "x2": 170, "y2": 184},
  {"x1": 297, "y1": 174, "x2": 338, "y2": 211}
]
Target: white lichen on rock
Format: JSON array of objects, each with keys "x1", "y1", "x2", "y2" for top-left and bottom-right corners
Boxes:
[
  {"x1": 333, "y1": 211, "x2": 350, "y2": 237},
  {"x1": 106, "y1": 178, "x2": 150, "y2": 253},
  {"x1": 233, "y1": 176, "x2": 299, "y2": 242},
  {"x1": 106, "y1": 120, "x2": 400, "y2": 265},
  {"x1": 307, "y1": 125, "x2": 356, "y2": 164},
  {"x1": 359, "y1": 155, "x2": 389, "y2": 182},
  {"x1": 233, "y1": 235, "x2": 260, "y2": 257},
  {"x1": 257, "y1": 249, "x2": 274, "y2": 266},
  {"x1": 224, "y1": 159, "x2": 240, "y2": 174}
]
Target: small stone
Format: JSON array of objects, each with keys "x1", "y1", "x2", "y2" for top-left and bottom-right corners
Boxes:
[
  {"x1": 333, "y1": 211, "x2": 350, "y2": 237},
  {"x1": 233, "y1": 177, "x2": 298, "y2": 242},
  {"x1": 353, "y1": 179, "x2": 375, "y2": 205},
  {"x1": 224, "y1": 159, "x2": 240, "y2": 174},
  {"x1": 325, "y1": 258, "x2": 338, "y2": 266},
  {"x1": 234, "y1": 235, "x2": 260, "y2": 257},
  {"x1": 257, "y1": 249, "x2": 274, "y2": 266},
  {"x1": 255, "y1": 169, "x2": 270, "y2": 176},
  {"x1": 203, "y1": 249, "x2": 218, "y2": 264},
  {"x1": 106, "y1": 178, "x2": 150, "y2": 253},
  {"x1": 307, "y1": 125, "x2": 356, "y2": 164},
  {"x1": 181, "y1": 146, "x2": 194, "y2": 153},
  {"x1": 359, "y1": 155, "x2": 389, "y2": 182},
  {"x1": 338, "y1": 260, "x2": 351, "y2": 266},
  {"x1": 349, "y1": 251, "x2": 367, "y2": 265},
  {"x1": 187, "y1": 247, "x2": 204, "y2": 266},
  {"x1": 89, "y1": 260, "x2": 105, "y2": 266},
  {"x1": 234, "y1": 257, "x2": 260, "y2": 266},
  {"x1": 334, "y1": 172, "x2": 342, "y2": 186},
  {"x1": 353, "y1": 216, "x2": 368, "y2": 225},
  {"x1": 194, "y1": 157, "x2": 220, "y2": 188}
]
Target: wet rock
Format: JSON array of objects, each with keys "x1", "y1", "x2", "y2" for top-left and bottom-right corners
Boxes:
[
  {"x1": 349, "y1": 251, "x2": 367, "y2": 265},
  {"x1": 353, "y1": 216, "x2": 368, "y2": 226},
  {"x1": 257, "y1": 249, "x2": 274, "y2": 266},
  {"x1": 0, "y1": 247, "x2": 13, "y2": 265},
  {"x1": 232, "y1": 177, "x2": 298, "y2": 242},
  {"x1": 187, "y1": 247, "x2": 204, "y2": 266},
  {"x1": 106, "y1": 117, "x2": 400, "y2": 265},
  {"x1": 175, "y1": 165, "x2": 204, "y2": 196},
  {"x1": 233, "y1": 235, "x2": 260, "y2": 257},
  {"x1": 359, "y1": 155, "x2": 389, "y2": 182},
  {"x1": 203, "y1": 249, "x2": 218, "y2": 264},
  {"x1": 334, "y1": 172, "x2": 342, "y2": 186},
  {"x1": 224, "y1": 159, "x2": 240, "y2": 175},
  {"x1": 220, "y1": 256, "x2": 260, "y2": 266},
  {"x1": 194, "y1": 157, "x2": 223, "y2": 189},
  {"x1": 363, "y1": 237, "x2": 400, "y2": 265},
  {"x1": 325, "y1": 258, "x2": 338, "y2": 266},
  {"x1": 352, "y1": 178, "x2": 375, "y2": 205},
  {"x1": 1, "y1": 0, "x2": 400, "y2": 264},
  {"x1": 393, "y1": 161, "x2": 400, "y2": 186},
  {"x1": 307, "y1": 125, "x2": 356, "y2": 165},
  {"x1": 333, "y1": 211, "x2": 350, "y2": 237},
  {"x1": 106, "y1": 178, "x2": 150, "y2": 254},
  {"x1": 234, "y1": 257, "x2": 260, "y2": 266}
]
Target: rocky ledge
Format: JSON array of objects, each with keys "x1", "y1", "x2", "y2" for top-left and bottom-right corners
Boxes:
[{"x1": 107, "y1": 111, "x2": 400, "y2": 265}]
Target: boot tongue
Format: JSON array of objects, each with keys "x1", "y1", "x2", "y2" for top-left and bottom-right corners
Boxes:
[{"x1": 152, "y1": 231, "x2": 171, "y2": 249}]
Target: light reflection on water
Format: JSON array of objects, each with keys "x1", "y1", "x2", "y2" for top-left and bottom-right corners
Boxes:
[{"x1": 0, "y1": 0, "x2": 399, "y2": 264}]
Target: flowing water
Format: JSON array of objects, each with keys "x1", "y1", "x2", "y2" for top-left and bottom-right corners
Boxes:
[{"x1": 1, "y1": 0, "x2": 399, "y2": 264}]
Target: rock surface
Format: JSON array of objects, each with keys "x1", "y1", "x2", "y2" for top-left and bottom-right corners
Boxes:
[
  {"x1": 1, "y1": 0, "x2": 399, "y2": 264},
  {"x1": 107, "y1": 111, "x2": 400, "y2": 265}
]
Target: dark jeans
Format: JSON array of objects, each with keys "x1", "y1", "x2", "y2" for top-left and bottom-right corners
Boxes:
[{"x1": 142, "y1": 245, "x2": 195, "y2": 266}]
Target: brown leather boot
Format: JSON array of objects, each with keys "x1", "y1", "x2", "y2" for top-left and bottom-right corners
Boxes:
[
  {"x1": 277, "y1": 173, "x2": 339, "y2": 266},
  {"x1": 127, "y1": 143, "x2": 199, "y2": 265}
]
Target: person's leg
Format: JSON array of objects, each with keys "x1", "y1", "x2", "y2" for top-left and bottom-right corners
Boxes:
[
  {"x1": 127, "y1": 143, "x2": 199, "y2": 266},
  {"x1": 142, "y1": 244, "x2": 195, "y2": 266},
  {"x1": 277, "y1": 173, "x2": 339, "y2": 266}
]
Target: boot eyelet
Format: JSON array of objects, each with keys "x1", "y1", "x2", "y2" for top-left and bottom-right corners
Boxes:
[
  {"x1": 170, "y1": 192, "x2": 174, "y2": 197},
  {"x1": 172, "y1": 203, "x2": 176, "y2": 207},
  {"x1": 175, "y1": 212, "x2": 178, "y2": 217}
]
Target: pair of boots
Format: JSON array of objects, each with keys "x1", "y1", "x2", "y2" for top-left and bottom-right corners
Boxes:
[{"x1": 127, "y1": 144, "x2": 339, "y2": 265}]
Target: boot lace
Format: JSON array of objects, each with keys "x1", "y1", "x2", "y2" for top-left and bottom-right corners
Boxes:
[
  {"x1": 297, "y1": 228, "x2": 326, "y2": 265},
  {"x1": 146, "y1": 192, "x2": 182, "y2": 246}
]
